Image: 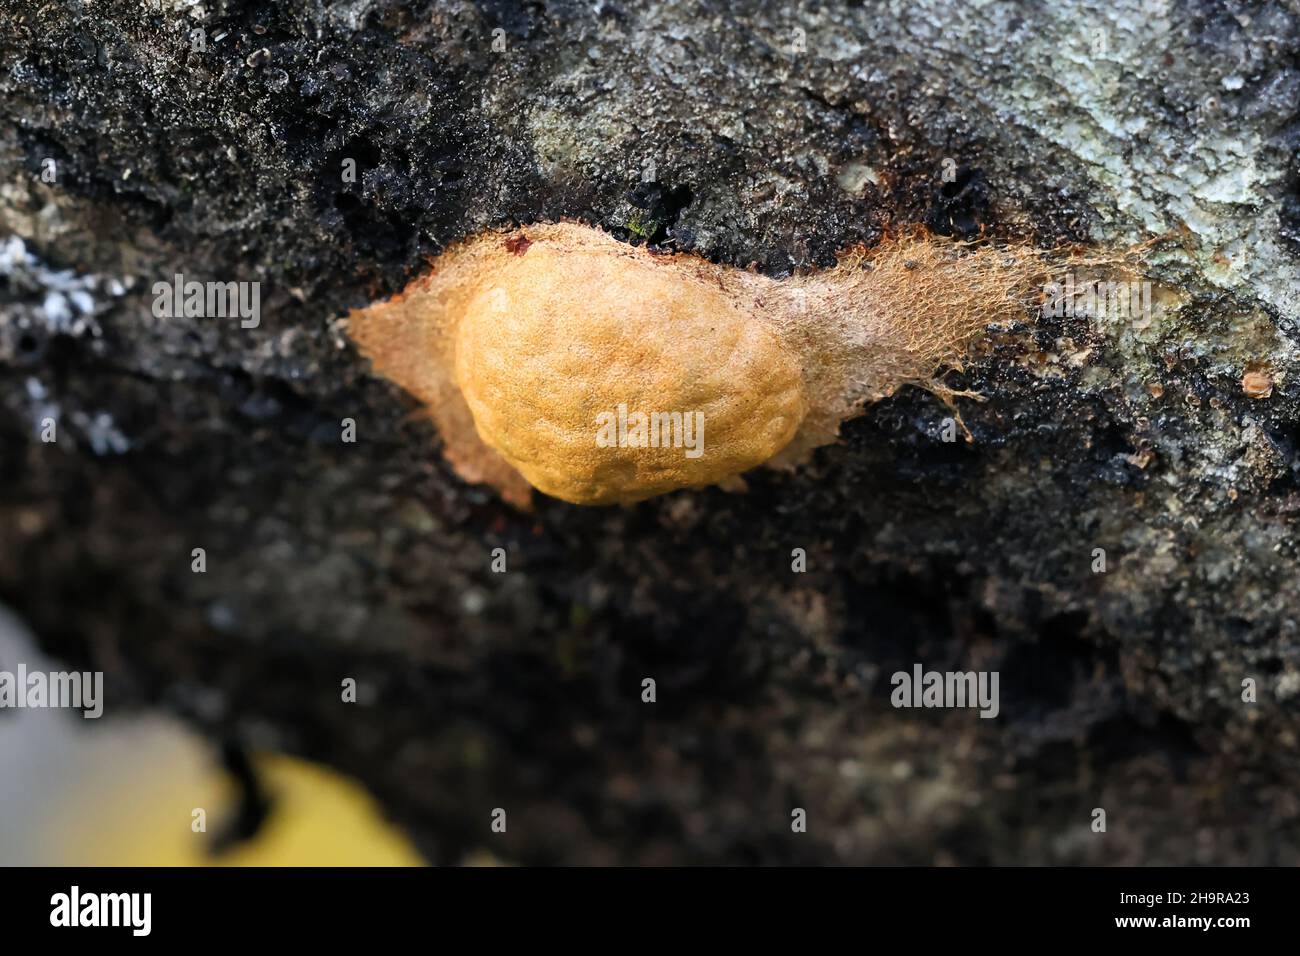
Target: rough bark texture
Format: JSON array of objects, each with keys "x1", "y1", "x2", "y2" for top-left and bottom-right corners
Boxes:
[{"x1": 3, "y1": 0, "x2": 1300, "y2": 864}]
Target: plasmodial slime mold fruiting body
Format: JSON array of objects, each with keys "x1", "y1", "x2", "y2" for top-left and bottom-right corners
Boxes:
[{"x1": 349, "y1": 222, "x2": 1088, "y2": 506}]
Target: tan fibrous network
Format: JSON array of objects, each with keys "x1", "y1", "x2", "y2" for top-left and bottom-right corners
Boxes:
[{"x1": 348, "y1": 221, "x2": 1119, "y2": 507}]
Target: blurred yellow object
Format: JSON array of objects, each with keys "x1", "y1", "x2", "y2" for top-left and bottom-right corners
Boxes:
[
  {"x1": 41, "y1": 731, "x2": 424, "y2": 866},
  {"x1": 1, "y1": 610, "x2": 422, "y2": 866},
  {"x1": 213, "y1": 755, "x2": 425, "y2": 867}
]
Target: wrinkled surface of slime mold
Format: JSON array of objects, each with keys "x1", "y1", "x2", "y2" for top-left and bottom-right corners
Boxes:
[{"x1": 349, "y1": 222, "x2": 1089, "y2": 506}]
